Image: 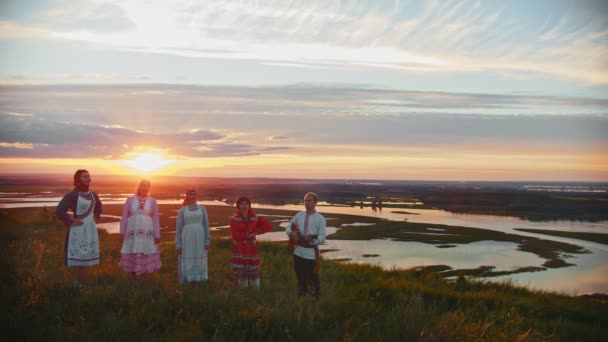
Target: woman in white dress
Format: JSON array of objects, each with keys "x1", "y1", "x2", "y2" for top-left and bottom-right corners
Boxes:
[
  {"x1": 118, "y1": 180, "x2": 162, "y2": 275},
  {"x1": 56, "y1": 169, "x2": 103, "y2": 267},
  {"x1": 176, "y1": 189, "x2": 210, "y2": 284}
]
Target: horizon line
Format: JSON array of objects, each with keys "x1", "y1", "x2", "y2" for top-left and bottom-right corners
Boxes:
[{"x1": 1, "y1": 173, "x2": 607, "y2": 184}]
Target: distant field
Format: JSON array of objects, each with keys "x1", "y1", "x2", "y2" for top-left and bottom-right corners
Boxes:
[
  {"x1": 6, "y1": 203, "x2": 594, "y2": 277},
  {"x1": 2, "y1": 174, "x2": 607, "y2": 221}
]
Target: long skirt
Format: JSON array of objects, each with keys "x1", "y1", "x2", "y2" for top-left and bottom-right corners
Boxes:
[
  {"x1": 178, "y1": 223, "x2": 208, "y2": 284},
  {"x1": 119, "y1": 214, "x2": 161, "y2": 275},
  {"x1": 231, "y1": 240, "x2": 262, "y2": 282}
]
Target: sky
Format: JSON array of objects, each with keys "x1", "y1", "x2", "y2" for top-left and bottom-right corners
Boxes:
[{"x1": 0, "y1": 0, "x2": 607, "y2": 181}]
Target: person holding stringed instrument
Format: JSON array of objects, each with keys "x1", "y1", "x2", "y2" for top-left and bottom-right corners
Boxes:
[{"x1": 286, "y1": 192, "x2": 326, "y2": 300}]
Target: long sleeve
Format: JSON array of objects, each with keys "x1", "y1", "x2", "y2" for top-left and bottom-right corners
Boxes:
[
  {"x1": 312, "y1": 215, "x2": 327, "y2": 246},
  {"x1": 151, "y1": 199, "x2": 161, "y2": 239},
  {"x1": 230, "y1": 219, "x2": 248, "y2": 241},
  {"x1": 55, "y1": 191, "x2": 74, "y2": 226},
  {"x1": 93, "y1": 192, "x2": 103, "y2": 220},
  {"x1": 285, "y1": 212, "x2": 299, "y2": 238},
  {"x1": 256, "y1": 215, "x2": 273, "y2": 234},
  {"x1": 119, "y1": 197, "x2": 131, "y2": 237},
  {"x1": 201, "y1": 206, "x2": 210, "y2": 247},
  {"x1": 175, "y1": 207, "x2": 184, "y2": 249}
]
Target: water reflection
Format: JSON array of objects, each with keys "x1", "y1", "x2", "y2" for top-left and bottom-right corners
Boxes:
[
  {"x1": 96, "y1": 221, "x2": 121, "y2": 234},
  {"x1": 5, "y1": 193, "x2": 608, "y2": 294},
  {"x1": 246, "y1": 203, "x2": 608, "y2": 251},
  {"x1": 4, "y1": 194, "x2": 607, "y2": 235},
  {"x1": 492, "y1": 250, "x2": 608, "y2": 295},
  {"x1": 0, "y1": 198, "x2": 228, "y2": 208},
  {"x1": 256, "y1": 227, "x2": 339, "y2": 241},
  {"x1": 320, "y1": 240, "x2": 545, "y2": 273}
]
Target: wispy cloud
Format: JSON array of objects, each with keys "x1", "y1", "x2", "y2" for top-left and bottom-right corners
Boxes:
[
  {"x1": 0, "y1": 113, "x2": 291, "y2": 158},
  {"x1": 1, "y1": 85, "x2": 605, "y2": 120},
  {"x1": 0, "y1": 142, "x2": 43, "y2": 149},
  {"x1": 2, "y1": 0, "x2": 607, "y2": 84},
  {"x1": 268, "y1": 135, "x2": 289, "y2": 141},
  {"x1": 41, "y1": 0, "x2": 135, "y2": 33},
  {"x1": 0, "y1": 84, "x2": 605, "y2": 161},
  {"x1": 1, "y1": 111, "x2": 32, "y2": 117}
]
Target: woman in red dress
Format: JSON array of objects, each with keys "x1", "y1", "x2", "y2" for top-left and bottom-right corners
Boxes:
[{"x1": 229, "y1": 196, "x2": 273, "y2": 288}]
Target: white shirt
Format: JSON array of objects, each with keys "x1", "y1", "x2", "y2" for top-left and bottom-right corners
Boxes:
[{"x1": 285, "y1": 211, "x2": 326, "y2": 260}]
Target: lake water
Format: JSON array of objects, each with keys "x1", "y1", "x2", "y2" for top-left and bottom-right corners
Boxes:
[
  {"x1": 248, "y1": 203, "x2": 608, "y2": 253},
  {"x1": 3, "y1": 193, "x2": 608, "y2": 294}
]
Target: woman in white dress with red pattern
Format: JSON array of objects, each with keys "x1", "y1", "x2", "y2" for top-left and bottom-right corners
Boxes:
[{"x1": 118, "y1": 180, "x2": 162, "y2": 275}]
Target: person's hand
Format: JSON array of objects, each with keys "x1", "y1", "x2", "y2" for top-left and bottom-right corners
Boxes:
[
  {"x1": 247, "y1": 232, "x2": 256, "y2": 239},
  {"x1": 155, "y1": 238, "x2": 160, "y2": 244},
  {"x1": 177, "y1": 248, "x2": 182, "y2": 256},
  {"x1": 71, "y1": 219, "x2": 83, "y2": 226},
  {"x1": 304, "y1": 234, "x2": 311, "y2": 242},
  {"x1": 292, "y1": 232, "x2": 300, "y2": 243}
]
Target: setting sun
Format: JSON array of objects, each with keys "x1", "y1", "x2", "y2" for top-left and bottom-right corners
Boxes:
[{"x1": 124, "y1": 152, "x2": 172, "y2": 173}]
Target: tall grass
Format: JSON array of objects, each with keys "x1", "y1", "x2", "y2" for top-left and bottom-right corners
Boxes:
[{"x1": 1, "y1": 207, "x2": 606, "y2": 341}]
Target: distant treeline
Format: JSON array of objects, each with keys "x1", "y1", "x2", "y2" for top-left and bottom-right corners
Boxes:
[
  {"x1": 1, "y1": 174, "x2": 606, "y2": 221},
  {"x1": 416, "y1": 188, "x2": 608, "y2": 221}
]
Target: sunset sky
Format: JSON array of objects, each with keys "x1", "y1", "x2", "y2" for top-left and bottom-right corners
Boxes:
[{"x1": 0, "y1": 0, "x2": 607, "y2": 181}]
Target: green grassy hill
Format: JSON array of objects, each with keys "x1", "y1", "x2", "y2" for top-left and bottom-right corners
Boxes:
[{"x1": 1, "y1": 207, "x2": 606, "y2": 341}]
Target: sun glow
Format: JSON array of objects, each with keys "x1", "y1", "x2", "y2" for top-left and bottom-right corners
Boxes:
[{"x1": 124, "y1": 152, "x2": 172, "y2": 174}]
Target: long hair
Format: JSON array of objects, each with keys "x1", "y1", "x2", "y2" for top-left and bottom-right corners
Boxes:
[{"x1": 136, "y1": 179, "x2": 151, "y2": 197}]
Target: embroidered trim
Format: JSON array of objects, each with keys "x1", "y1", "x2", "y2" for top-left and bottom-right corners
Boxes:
[
  {"x1": 68, "y1": 257, "x2": 100, "y2": 261},
  {"x1": 75, "y1": 192, "x2": 96, "y2": 220},
  {"x1": 231, "y1": 215, "x2": 258, "y2": 222}
]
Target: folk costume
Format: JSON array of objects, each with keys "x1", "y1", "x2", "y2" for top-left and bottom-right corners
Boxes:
[
  {"x1": 56, "y1": 172, "x2": 102, "y2": 267},
  {"x1": 286, "y1": 210, "x2": 326, "y2": 299},
  {"x1": 230, "y1": 197, "x2": 273, "y2": 287},
  {"x1": 118, "y1": 194, "x2": 162, "y2": 275},
  {"x1": 55, "y1": 187, "x2": 101, "y2": 266},
  {"x1": 176, "y1": 195, "x2": 210, "y2": 284}
]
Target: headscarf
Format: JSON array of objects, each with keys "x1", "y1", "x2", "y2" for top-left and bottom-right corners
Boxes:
[
  {"x1": 183, "y1": 188, "x2": 196, "y2": 206},
  {"x1": 73, "y1": 169, "x2": 90, "y2": 192}
]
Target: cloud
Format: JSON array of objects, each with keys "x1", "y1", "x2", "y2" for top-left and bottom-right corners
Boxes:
[
  {"x1": 1, "y1": 111, "x2": 32, "y2": 117},
  {"x1": 4, "y1": 0, "x2": 135, "y2": 33},
  {"x1": 0, "y1": 114, "x2": 293, "y2": 158},
  {"x1": 1, "y1": 84, "x2": 605, "y2": 120},
  {"x1": 2, "y1": 1, "x2": 607, "y2": 83},
  {"x1": 53, "y1": 2, "x2": 135, "y2": 33},
  {"x1": 268, "y1": 135, "x2": 289, "y2": 140},
  {"x1": 184, "y1": 142, "x2": 290, "y2": 157},
  {"x1": 0, "y1": 142, "x2": 43, "y2": 149},
  {"x1": 0, "y1": 84, "x2": 605, "y2": 161},
  {"x1": 0, "y1": 85, "x2": 608, "y2": 162}
]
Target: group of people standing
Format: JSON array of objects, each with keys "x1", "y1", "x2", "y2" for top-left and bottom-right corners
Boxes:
[{"x1": 56, "y1": 169, "x2": 327, "y2": 299}]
